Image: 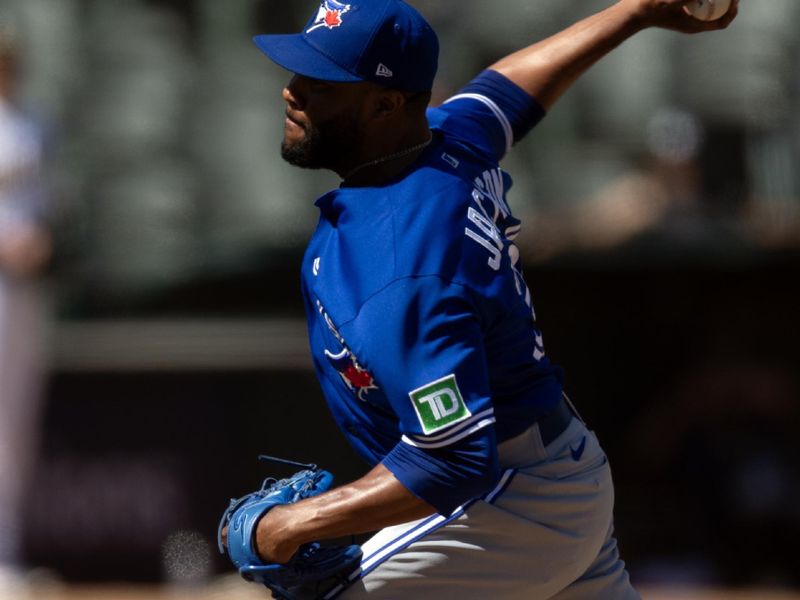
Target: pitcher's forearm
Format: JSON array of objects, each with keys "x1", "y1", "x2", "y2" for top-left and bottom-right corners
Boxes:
[
  {"x1": 490, "y1": 1, "x2": 644, "y2": 110},
  {"x1": 255, "y1": 463, "x2": 435, "y2": 564},
  {"x1": 287, "y1": 463, "x2": 434, "y2": 542},
  {"x1": 489, "y1": 0, "x2": 737, "y2": 110}
]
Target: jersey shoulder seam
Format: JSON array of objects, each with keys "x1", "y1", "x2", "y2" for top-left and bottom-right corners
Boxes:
[{"x1": 337, "y1": 274, "x2": 478, "y2": 331}]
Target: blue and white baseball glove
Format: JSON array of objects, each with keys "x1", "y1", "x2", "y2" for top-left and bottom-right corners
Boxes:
[{"x1": 217, "y1": 456, "x2": 362, "y2": 600}]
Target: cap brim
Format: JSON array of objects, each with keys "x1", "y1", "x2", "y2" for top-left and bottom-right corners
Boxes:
[{"x1": 253, "y1": 34, "x2": 363, "y2": 83}]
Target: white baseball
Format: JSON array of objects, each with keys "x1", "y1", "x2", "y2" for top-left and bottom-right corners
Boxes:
[{"x1": 685, "y1": 0, "x2": 732, "y2": 21}]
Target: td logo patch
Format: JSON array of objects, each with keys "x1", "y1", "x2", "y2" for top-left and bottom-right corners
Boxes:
[{"x1": 409, "y1": 375, "x2": 471, "y2": 435}]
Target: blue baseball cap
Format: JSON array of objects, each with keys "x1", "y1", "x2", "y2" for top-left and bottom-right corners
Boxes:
[{"x1": 253, "y1": 0, "x2": 439, "y2": 92}]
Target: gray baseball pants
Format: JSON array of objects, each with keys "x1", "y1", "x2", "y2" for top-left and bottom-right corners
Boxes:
[{"x1": 324, "y1": 415, "x2": 640, "y2": 599}]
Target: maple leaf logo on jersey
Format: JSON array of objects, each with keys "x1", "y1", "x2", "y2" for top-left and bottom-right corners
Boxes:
[
  {"x1": 324, "y1": 347, "x2": 378, "y2": 401},
  {"x1": 306, "y1": 0, "x2": 352, "y2": 33}
]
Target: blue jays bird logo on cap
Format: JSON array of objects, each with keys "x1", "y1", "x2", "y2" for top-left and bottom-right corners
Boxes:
[{"x1": 307, "y1": 0, "x2": 352, "y2": 33}]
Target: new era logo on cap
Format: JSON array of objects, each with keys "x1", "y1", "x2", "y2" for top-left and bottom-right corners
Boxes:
[{"x1": 376, "y1": 63, "x2": 393, "y2": 78}]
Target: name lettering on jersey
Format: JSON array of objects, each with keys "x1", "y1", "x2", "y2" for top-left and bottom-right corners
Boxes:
[
  {"x1": 409, "y1": 375, "x2": 471, "y2": 435},
  {"x1": 464, "y1": 172, "x2": 547, "y2": 363},
  {"x1": 312, "y1": 257, "x2": 321, "y2": 276},
  {"x1": 473, "y1": 168, "x2": 512, "y2": 223},
  {"x1": 465, "y1": 201, "x2": 502, "y2": 271}
]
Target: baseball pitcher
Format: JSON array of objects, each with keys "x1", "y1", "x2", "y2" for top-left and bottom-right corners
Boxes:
[{"x1": 219, "y1": 1, "x2": 738, "y2": 598}]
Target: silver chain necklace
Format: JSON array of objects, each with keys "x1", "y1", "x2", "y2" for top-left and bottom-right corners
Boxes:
[{"x1": 343, "y1": 135, "x2": 433, "y2": 182}]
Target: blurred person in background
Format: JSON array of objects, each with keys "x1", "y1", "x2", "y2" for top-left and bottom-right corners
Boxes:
[
  {"x1": 0, "y1": 27, "x2": 51, "y2": 596},
  {"x1": 530, "y1": 107, "x2": 712, "y2": 261}
]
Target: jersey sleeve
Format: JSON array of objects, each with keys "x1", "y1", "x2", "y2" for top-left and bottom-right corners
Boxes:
[
  {"x1": 427, "y1": 69, "x2": 546, "y2": 162},
  {"x1": 338, "y1": 275, "x2": 500, "y2": 515}
]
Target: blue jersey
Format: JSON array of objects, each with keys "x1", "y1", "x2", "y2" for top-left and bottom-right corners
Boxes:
[{"x1": 301, "y1": 71, "x2": 561, "y2": 515}]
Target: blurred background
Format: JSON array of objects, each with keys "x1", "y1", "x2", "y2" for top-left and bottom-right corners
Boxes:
[{"x1": 0, "y1": 0, "x2": 798, "y2": 598}]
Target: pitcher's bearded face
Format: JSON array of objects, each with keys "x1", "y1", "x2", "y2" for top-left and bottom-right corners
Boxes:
[
  {"x1": 281, "y1": 108, "x2": 360, "y2": 170},
  {"x1": 281, "y1": 75, "x2": 368, "y2": 171}
]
